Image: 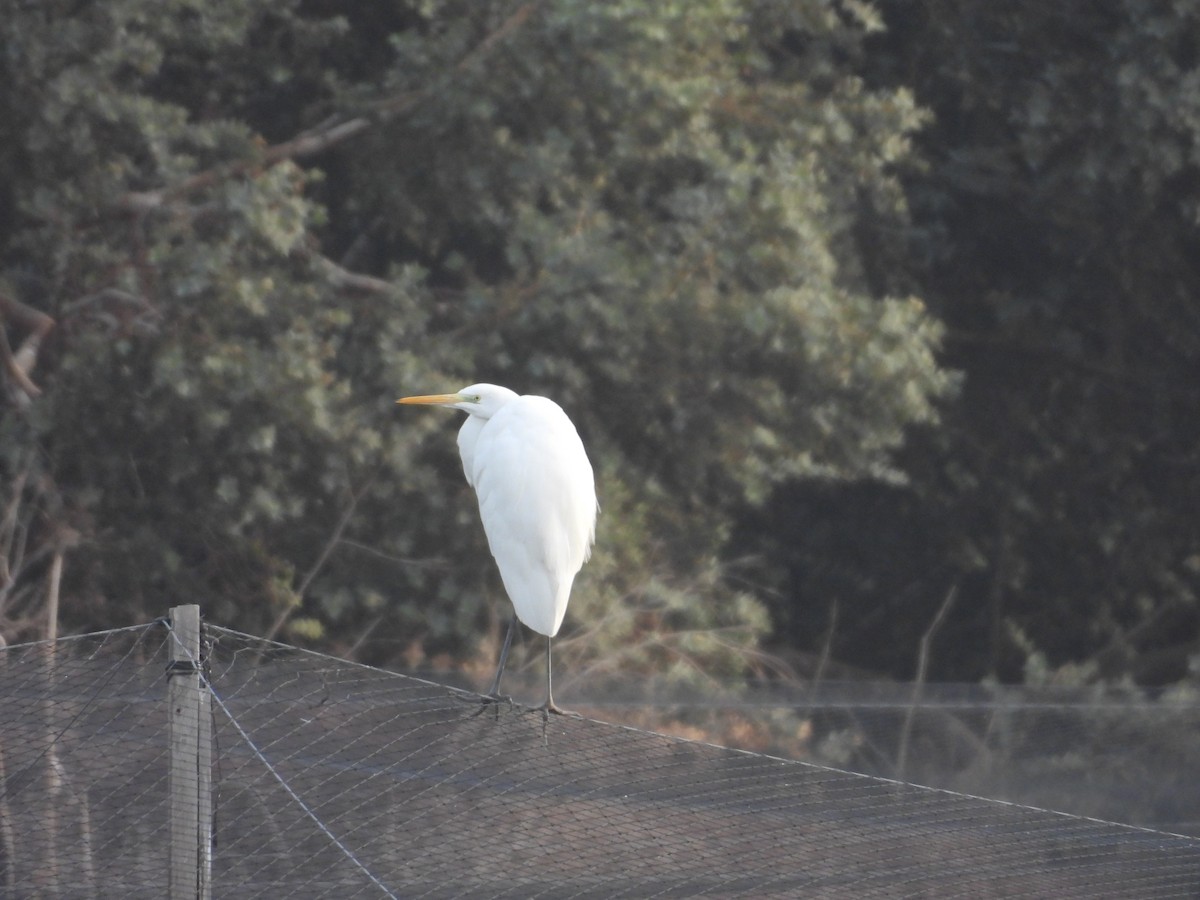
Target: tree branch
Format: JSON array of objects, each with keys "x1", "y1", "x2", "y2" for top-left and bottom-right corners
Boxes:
[
  {"x1": 0, "y1": 293, "x2": 55, "y2": 401},
  {"x1": 896, "y1": 584, "x2": 958, "y2": 781},
  {"x1": 44, "y1": 549, "x2": 63, "y2": 643},
  {"x1": 0, "y1": 468, "x2": 28, "y2": 597},
  {"x1": 264, "y1": 477, "x2": 372, "y2": 643},
  {"x1": 118, "y1": 2, "x2": 540, "y2": 215},
  {"x1": 303, "y1": 247, "x2": 397, "y2": 295}
]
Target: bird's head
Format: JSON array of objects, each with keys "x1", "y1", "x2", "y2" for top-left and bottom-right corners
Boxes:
[{"x1": 396, "y1": 383, "x2": 518, "y2": 419}]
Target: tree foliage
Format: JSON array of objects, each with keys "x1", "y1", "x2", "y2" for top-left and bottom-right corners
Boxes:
[
  {"x1": 747, "y1": 1, "x2": 1200, "y2": 685},
  {"x1": 0, "y1": 0, "x2": 949, "y2": 683}
]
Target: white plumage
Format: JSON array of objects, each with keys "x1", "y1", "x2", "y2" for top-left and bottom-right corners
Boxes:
[{"x1": 398, "y1": 383, "x2": 597, "y2": 711}]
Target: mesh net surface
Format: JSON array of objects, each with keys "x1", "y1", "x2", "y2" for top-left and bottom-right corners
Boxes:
[
  {"x1": 543, "y1": 676, "x2": 1200, "y2": 837},
  {"x1": 0, "y1": 626, "x2": 169, "y2": 897},
  {"x1": 2, "y1": 621, "x2": 1199, "y2": 898}
]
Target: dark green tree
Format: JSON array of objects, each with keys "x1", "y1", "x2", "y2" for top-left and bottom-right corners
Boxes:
[{"x1": 748, "y1": 2, "x2": 1200, "y2": 684}]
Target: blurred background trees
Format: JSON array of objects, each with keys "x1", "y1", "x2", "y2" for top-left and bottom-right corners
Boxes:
[
  {"x1": 1, "y1": 0, "x2": 1196, "y2": 694},
  {"x1": 743, "y1": 1, "x2": 1200, "y2": 685}
]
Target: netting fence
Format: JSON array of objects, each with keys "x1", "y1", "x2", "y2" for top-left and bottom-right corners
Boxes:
[
  {"x1": 544, "y1": 675, "x2": 1200, "y2": 838},
  {"x1": 2, "y1": 607, "x2": 1199, "y2": 898}
]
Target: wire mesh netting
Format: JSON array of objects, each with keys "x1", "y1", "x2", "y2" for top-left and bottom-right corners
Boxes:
[
  {"x1": 547, "y1": 676, "x2": 1200, "y2": 837},
  {"x1": 779, "y1": 680, "x2": 1200, "y2": 837},
  {"x1": 2, "y1": 619, "x2": 1200, "y2": 898},
  {"x1": 0, "y1": 625, "x2": 170, "y2": 897}
]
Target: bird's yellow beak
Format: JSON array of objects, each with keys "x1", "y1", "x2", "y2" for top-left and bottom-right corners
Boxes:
[{"x1": 396, "y1": 393, "x2": 461, "y2": 406}]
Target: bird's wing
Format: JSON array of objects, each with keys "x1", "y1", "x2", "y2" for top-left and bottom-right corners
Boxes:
[
  {"x1": 457, "y1": 414, "x2": 485, "y2": 489},
  {"x1": 470, "y1": 397, "x2": 596, "y2": 637}
]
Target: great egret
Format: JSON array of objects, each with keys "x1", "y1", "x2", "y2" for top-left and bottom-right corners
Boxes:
[{"x1": 397, "y1": 384, "x2": 597, "y2": 713}]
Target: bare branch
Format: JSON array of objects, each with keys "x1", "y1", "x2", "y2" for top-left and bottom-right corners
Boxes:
[
  {"x1": 0, "y1": 469, "x2": 29, "y2": 595},
  {"x1": 264, "y1": 478, "x2": 373, "y2": 643},
  {"x1": 117, "y1": 2, "x2": 540, "y2": 215},
  {"x1": 0, "y1": 294, "x2": 55, "y2": 400},
  {"x1": 305, "y1": 249, "x2": 397, "y2": 295},
  {"x1": 61, "y1": 288, "x2": 155, "y2": 319},
  {"x1": 44, "y1": 550, "x2": 63, "y2": 643},
  {"x1": 807, "y1": 598, "x2": 838, "y2": 707},
  {"x1": 896, "y1": 584, "x2": 959, "y2": 781},
  {"x1": 346, "y1": 615, "x2": 384, "y2": 661}
]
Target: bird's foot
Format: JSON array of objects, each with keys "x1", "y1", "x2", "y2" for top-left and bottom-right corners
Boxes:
[
  {"x1": 536, "y1": 701, "x2": 580, "y2": 744},
  {"x1": 469, "y1": 691, "x2": 514, "y2": 719},
  {"x1": 537, "y1": 700, "x2": 579, "y2": 717}
]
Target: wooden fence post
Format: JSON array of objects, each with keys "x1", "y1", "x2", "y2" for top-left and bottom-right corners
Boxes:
[{"x1": 167, "y1": 605, "x2": 212, "y2": 900}]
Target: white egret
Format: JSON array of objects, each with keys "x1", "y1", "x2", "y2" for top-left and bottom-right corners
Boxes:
[{"x1": 397, "y1": 384, "x2": 597, "y2": 713}]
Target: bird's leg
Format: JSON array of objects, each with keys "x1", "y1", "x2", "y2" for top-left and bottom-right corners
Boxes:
[
  {"x1": 541, "y1": 635, "x2": 566, "y2": 715},
  {"x1": 487, "y1": 614, "x2": 517, "y2": 698}
]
